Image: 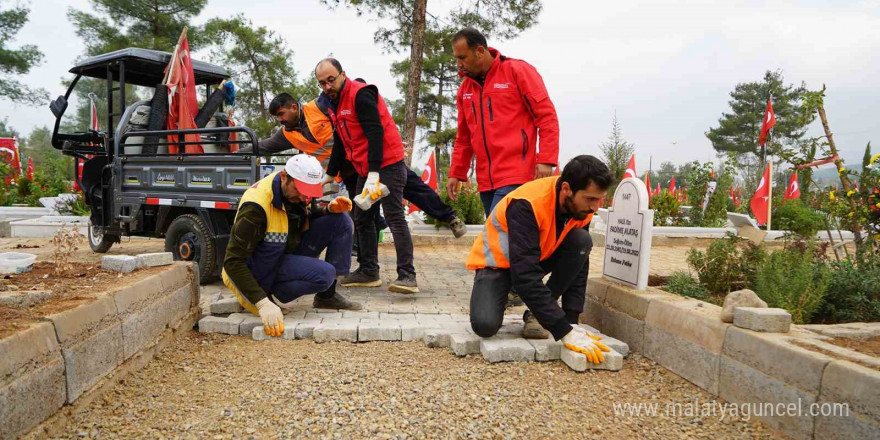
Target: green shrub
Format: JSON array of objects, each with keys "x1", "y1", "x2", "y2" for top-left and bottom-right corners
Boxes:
[
  {"x1": 665, "y1": 271, "x2": 710, "y2": 300},
  {"x1": 754, "y1": 243, "x2": 830, "y2": 324},
  {"x1": 813, "y1": 259, "x2": 880, "y2": 323},
  {"x1": 649, "y1": 189, "x2": 682, "y2": 226},
  {"x1": 773, "y1": 199, "x2": 825, "y2": 238},
  {"x1": 427, "y1": 179, "x2": 485, "y2": 226},
  {"x1": 686, "y1": 234, "x2": 745, "y2": 294}
]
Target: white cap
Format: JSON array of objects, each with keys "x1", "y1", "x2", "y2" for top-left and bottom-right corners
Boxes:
[{"x1": 284, "y1": 154, "x2": 324, "y2": 198}]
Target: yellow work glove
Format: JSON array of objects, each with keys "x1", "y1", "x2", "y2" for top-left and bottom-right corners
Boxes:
[
  {"x1": 562, "y1": 325, "x2": 610, "y2": 364},
  {"x1": 362, "y1": 171, "x2": 382, "y2": 200},
  {"x1": 255, "y1": 298, "x2": 284, "y2": 337},
  {"x1": 328, "y1": 196, "x2": 352, "y2": 213}
]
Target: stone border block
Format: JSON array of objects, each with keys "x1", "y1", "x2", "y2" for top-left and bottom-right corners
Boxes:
[
  {"x1": 601, "y1": 307, "x2": 644, "y2": 353},
  {"x1": 198, "y1": 316, "x2": 241, "y2": 335},
  {"x1": 561, "y1": 347, "x2": 623, "y2": 371},
  {"x1": 101, "y1": 255, "x2": 137, "y2": 273},
  {"x1": 450, "y1": 333, "x2": 482, "y2": 357},
  {"x1": 210, "y1": 297, "x2": 242, "y2": 314},
  {"x1": 734, "y1": 307, "x2": 792, "y2": 333},
  {"x1": 527, "y1": 338, "x2": 562, "y2": 361},
  {"x1": 644, "y1": 324, "x2": 720, "y2": 395},
  {"x1": 136, "y1": 252, "x2": 173, "y2": 268},
  {"x1": 820, "y1": 360, "x2": 880, "y2": 420},
  {"x1": 645, "y1": 298, "x2": 729, "y2": 353},
  {"x1": 480, "y1": 336, "x2": 535, "y2": 363},
  {"x1": 586, "y1": 276, "x2": 610, "y2": 302},
  {"x1": 358, "y1": 322, "x2": 402, "y2": 341},
  {"x1": 313, "y1": 323, "x2": 359, "y2": 343}
]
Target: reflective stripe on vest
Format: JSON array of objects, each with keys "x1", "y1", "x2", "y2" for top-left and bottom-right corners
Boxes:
[{"x1": 465, "y1": 176, "x2": 592, "y2": 270}]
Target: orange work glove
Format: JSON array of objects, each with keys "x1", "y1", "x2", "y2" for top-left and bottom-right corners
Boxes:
[{"x1": 328, "y1": 196, "x2": 352, "y2": 213}]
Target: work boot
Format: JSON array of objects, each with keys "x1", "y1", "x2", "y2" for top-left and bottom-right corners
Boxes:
[
  {"x1": 521, "y1": 310, "x2": 550, "y2": 339},
  {"x1": 313, "y1": 292, "x2": 363, "y2": 311},
  {"x1": 448, "y1": 216, "x2": 467, "y2": 238},
  {"x1": 388, "y1": 275, "x2": 419, "y2": 294},
  {"x1": 340, "y1": 269, "x2": 382, "y2": 287},
  {"x1": 507, "y1": 291, "x2": 525, "y2": 307}
]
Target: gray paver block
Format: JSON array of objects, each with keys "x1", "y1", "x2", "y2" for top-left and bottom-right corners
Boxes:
[
  {"x1": 480, "y1": 336, "x2": 536, "y2": 363},
  {"x1": 597, "y1": 334, "x2": 629, "y2": 358},
  {"x1": 379, "y1": 313, "x2": 417, "y2": 320},
  {"x1": 449, "y1": 314, "x2": 470, "y2": 322},
  {"x1": 313, "y1": 323, "x2": 359, "y2": 343},
  {"x1": 734, "y1": 307, "x2": 791, "y2": 333},
  {"x1": 400, "y1": 322, "x2": 436, "y2": 341},
  {"x1": 239, "y1": 316, "x2": 264, "y2": 336},
  {"x1": 136, "y1": 252, "x2": 173, "y2": 268},
  {"x1": 62, "y1": 323, "x2": 124, "y2": 403},
  {"x1": 528, "y1": 338, "x2": 562, "y2": 361},
  {"x1": 305, "y1": 311, "x2": 342, "y2": 320},
  {"x1": 358, "y1": 322, "x2": 402, "y2": 341},
  {"x1": 295, "y1": 320, "x2": 322, "y2": 339},
  {"x1": 210, "y1": 297, "x2": 242, "y2": 314},
  {"x1": 561, "y1": 346, "x2": 623, "y2": 371},
  {"x1": 252, "y1": 326, "x2": 282, "y2": 341},
  {"x1": 423, "y1": 328, "x2": 453, "y2": 348},
  {"x1": 101, "y1": 255, "x2": 138, "y2": 273},
  {"x1": 450, "y1": 333, "x2": 482, "y2": 357},
  {"x1": 198, "y1": 316, "x2": 241, "y2": 335},
  {"x1": 0, "y1": 290, "x2": 52, "y2": 307},
  {"x1": 342, "y1": 311, "x2": 379, "y2": 319}
]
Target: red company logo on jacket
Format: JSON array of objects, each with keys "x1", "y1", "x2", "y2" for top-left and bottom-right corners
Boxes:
[
  {"x1": 462, "y1": 93, "x2": 473, "y2": 100},
  {"x1": 493, "y1": 83, "x2": 510, "y2": 89},
  {"x1": 340, "y1": 110, "x2": 352, "y2": 116}
]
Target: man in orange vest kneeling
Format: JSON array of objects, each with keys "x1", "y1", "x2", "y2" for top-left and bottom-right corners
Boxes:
[{"x1": 466, "y1": 155, "x2": 613, "y2": 364}]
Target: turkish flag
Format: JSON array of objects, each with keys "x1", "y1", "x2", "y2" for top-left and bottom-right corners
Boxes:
[
  {"x1": 784, "y1": 171, "x2": 801, "y2": 200},
  {"x1": 654, "y1": 183, "x2": 660, "y2": 196},
  {"x1": 165, "y1": 31, "x2": 203, "y2": 154},
  {"x1": 758, "y1": 98, "x2": 776, "y2": 147},
  {"x1": 644, "y1": 171, "x2": 652, "y2": 199},
  {"x1": 408, "y1": 151, "x2": 438, "y2": 214},
  {"x1": 26, "y1": 157, "x2": 33, "y2": 181},
  {"x1": 750, "y1": 164, "x2": 771, "y2": 225},
  {"x1": 0, "y1": 137, "x2": 21, "y2": 184},
  {"x1": 624, "y1": 154, "x2": 636, "y2": 179},
  {"x1": 669, "y1": 175, "x2": 677, "y2": 193}
]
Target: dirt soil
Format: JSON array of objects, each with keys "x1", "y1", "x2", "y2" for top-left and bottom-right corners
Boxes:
[
  {"x1": 51, "y1": 333, "x2": 790, "y2": 440},
  {"x1": 0, "y1": 237, "x2": 168, "y2": 339},
  {"x1": 827, "y1": 336, "x2": 880, "y2": 358}
]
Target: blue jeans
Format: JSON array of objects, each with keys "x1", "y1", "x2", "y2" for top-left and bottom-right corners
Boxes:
[
  {"x1": 479, "y1": 184, "x2": 520, "y2": 217},
  {"x1": 268, "y1": 213, "x2": 353, "y2": 304}
]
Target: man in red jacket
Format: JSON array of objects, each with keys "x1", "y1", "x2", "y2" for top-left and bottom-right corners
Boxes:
[{"x1": 446, "y1": 27, "x2": 560, "y2": 217}]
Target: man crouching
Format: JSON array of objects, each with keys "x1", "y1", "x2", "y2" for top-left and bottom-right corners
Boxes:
[{"x1": 222, "y1": 154, "x2": 361, "y2": 337}]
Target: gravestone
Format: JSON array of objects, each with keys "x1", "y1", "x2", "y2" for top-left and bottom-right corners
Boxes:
[{"x1": 602, "y1": 177, "x2": 653, "y2": 290}]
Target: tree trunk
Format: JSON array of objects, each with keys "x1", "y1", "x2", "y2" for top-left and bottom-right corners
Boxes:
[
  {"x1": 401, "y1": 0, "x2": 427, "y2": 166},
  {"x1": 817, "y1": 101, "x2": 863, "y2": 244}
]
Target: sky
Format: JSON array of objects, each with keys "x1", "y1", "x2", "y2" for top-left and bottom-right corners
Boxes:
[{"x1": 1, "y1": 0, "x2": 878, "y2": 175}]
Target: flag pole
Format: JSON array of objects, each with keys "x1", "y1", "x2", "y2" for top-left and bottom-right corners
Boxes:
[
  {"x1": 162, "y1": 26, "x2": 188, "y2": 85},
  {"x1": 767, "y1": 160, "x2": 773, "y2": 231}
]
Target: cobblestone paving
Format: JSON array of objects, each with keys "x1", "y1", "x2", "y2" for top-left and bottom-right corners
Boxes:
[{"x1": 203, "y1": 243, "x2": 699, "y2": 316}]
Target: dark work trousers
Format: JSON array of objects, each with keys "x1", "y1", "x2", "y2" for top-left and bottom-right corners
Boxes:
[
  {"x1": 479, "y1": 184, "x2": 521, "y2": 217},
  {"x1": 353, "y1": 160, "x2": 415, "y2": 279},
  {"x1": 266, "y1": 213, "x2": 354, "y2": 306},
  {"x1": 469, "y1": 228, "x2": 592, "y2": 338}
]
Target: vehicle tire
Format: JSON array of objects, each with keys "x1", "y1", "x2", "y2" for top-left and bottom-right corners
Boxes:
[
  {"x1": 165, "y1": 214, "x2": 217, "y2": 284},
  {"x1": 88, "y1": 221, "x2": 115, "y2": 253}
]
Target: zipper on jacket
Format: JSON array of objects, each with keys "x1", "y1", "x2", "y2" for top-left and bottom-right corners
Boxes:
[
  {"x1": 523, "y1": 95, "x2": 537, "y2": 119},
  {"x1": 342, "y1": 121, "x2": 353, "y2": 140},
  {"x1": 521, "y1": 130, "x2": 528, "y2": 160},
  {"x1": 488, "y1": 97, "x2": 493, "y2": 122},
  {"x1": 474, "y1": 94, "x2": 494, "y2": 188}
]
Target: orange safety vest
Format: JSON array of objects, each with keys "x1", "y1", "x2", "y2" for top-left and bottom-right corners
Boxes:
[
  {"x1": 281, "y1": 100, "x2": 334, "y2": 166},
  {"x1": 466, "y1": 176, "x2": 592, "y2": 270}
]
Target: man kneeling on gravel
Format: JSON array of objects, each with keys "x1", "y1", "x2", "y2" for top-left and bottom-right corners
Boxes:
[
  {"x1": 466, "y1": 155, "x2": 613, "y2": 364},
  {"x1": 222, "y1": 154, "x2": 362, "y2": 337}
]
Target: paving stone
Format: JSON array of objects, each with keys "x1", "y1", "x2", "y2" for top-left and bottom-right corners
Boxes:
[
  {"x1": 252, "y1": 326, "x2": 282, "y2": 341},
  {"x1": 379, "y1": 313, "x2": 417, "y2": 320},
  {"x1": 238, "y1": 316, "x2": 264, "y2": 336},
  {"x1": 720, "y1": 289, "x2": 767, "y2": 323},
  {"x1": 527, "y1": 338, "x2": 562, "y2": 361},
  {"x1": 0, "y1": 290, "x2": 52, "y2": 307},
  {"x1": 341, "y1": 311, "x2": 379, "y2": 319},
  {"x1": 284, "y1": 310, "x2": 306, "y2": 319},
  {"x1": 450, "y1": 333, "x2": 482, "y2": 357},
  {"x1": 313, "y1": 323, "x2": 359, "y2": 343},
  {"x1": 294, "y1": 320, "x2": 322, "y2": 339},
  {"x1": 136, "y1": 252, "x2": 173, "y2": 268},
  {"x1": 644, "y1": 323, "x2": 721, "y2": 395},
  {"x1": 319, "y1": 318, "x2": 361, "y2": 326},
  {"x1": 210, "y1": 297, "x2": 242, "y2": 314},
  {"x1": 423, "y1": 328, "x2": 454, "y2": 348},
  {"x1": 415, "y1": 314, "x2": 453, "y2": 323},
  {"x1": 449, "y1": 314, "x2": 470, "y2": 322},
  {"x1": 400, "y1": 322, "x2": 437, "y2": 341},
  {"x1": 198, "y1": 316, "x2": 241, "y2": 335},
  {"x1": 820, "y1": 360, "x2": 880, "y2": 420},
  {"x1": 561, "y1": 346, "x2": 623, "y2": 371},
  {"x1": 734, "y1": 307, "x2": 791, "y2": 333},
  {"x1": 596, "y1": 334, "x2": 629, "y2": 358},
  {"x1": 358, "y1": 322, "x2": 402, "y2": 341},
  {"x1": 480, "y1": 336, "x2": 536, "y2": 363},
  {"x1": 305, "y1": 311, "x2": 342, "y2": 320},
  {"x1": 101, "y1": 255, "x2": 138, "y2": 273}
]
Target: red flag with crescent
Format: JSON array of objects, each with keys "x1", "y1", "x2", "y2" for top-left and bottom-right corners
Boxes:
[{"x1": 784, "y1": 171, "x2": 800, "y2": 200}]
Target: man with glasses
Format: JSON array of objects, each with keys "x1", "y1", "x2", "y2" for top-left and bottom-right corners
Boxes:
[
  {"x1": 446, "y1": 27, "x2": 560, "y2": 217},
  {"x1": 315, "y1": 58, "x2": 419, "y2": 294}
]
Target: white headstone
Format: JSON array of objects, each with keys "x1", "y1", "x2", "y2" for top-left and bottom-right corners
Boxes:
[{"x1": 602, "y1": 178, "x2": 654, "y2": 290}]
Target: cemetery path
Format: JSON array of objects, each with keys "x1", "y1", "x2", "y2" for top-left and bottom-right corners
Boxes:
[{"x1": 53, "y1": 332, "x2": 789, "y2": 440}]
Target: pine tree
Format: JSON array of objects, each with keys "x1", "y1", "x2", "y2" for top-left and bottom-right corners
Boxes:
[
  {"x1": 0, "y1": 2, "x2": 47, "y2": 105},
  {"x1": 599, "y1": 113, "x2": 635, "y2": 184}
]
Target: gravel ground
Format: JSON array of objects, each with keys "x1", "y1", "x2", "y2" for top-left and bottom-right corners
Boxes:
[{"x1": 53, "y1": 332, "x2": 789, "y2": 440}]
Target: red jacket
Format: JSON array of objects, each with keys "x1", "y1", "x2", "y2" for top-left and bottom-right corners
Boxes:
[
  {"x1": 328, "y1": 79, "x2": 405, "y2": 176},
  {"x1": 450, "y1": 48, "x2": 559, "y2": 192}
]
